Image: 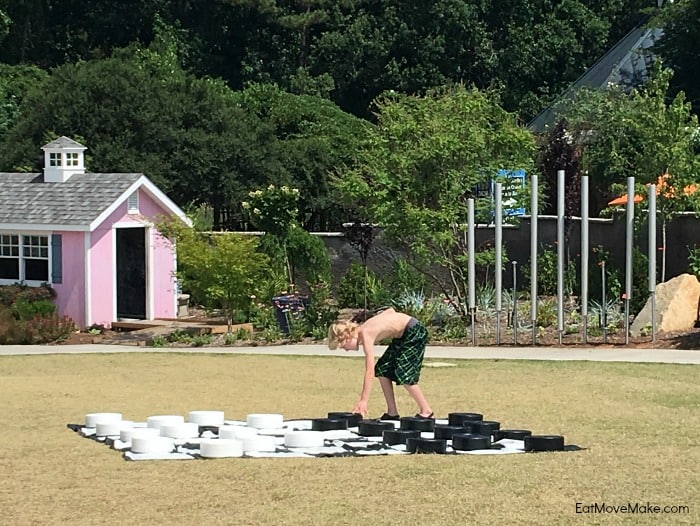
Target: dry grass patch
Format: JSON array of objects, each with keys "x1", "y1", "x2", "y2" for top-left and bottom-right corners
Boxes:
[{"x1": 0, "y1": 353, "x2": 698, "y2": 525}]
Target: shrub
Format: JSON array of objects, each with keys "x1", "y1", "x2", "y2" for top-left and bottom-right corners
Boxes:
[
  {"x1": 475, "y1": 283, "x2": 496, "y2": 313},
  {"x1": 250, "y1": 302, "x2": 279, "y2": 331},
  {"x1": 0, "y1": 287, "x2": 73, "y2": 344},
  {"x1": 688, "y1": 245, "x2": 700, "y2": 279},
  {"x1": 12, "y1": 299, "x2": 56, "y2": 320},
  {"x1": 301, "y1": 281, "x2": 339, "y2": 336},
  {"x1": 474, "y1": 242, "x2": 508, "y2": 286},
  {"x1": 337, "y1": 263, "x2": 389, "y2": 309},
  {"x1": 383, "y1": 259, "x2": 426, "y2": 299},
  {"x1": 587, "y1": 245, "x2": 622, "y2": 304},
  {"x1": 630, "y1": 246, "x2": 649, "y2": 315},
  {"x1": 536, "y1": 297, "x2": 557, "y2": 328},
  {"x1": 149, "y1": 335, "x2": 167, "y2": 347},
  {"x1": 392, "y1": 289, "x2": 425, "y2": 318},
  {"x1": 0, "y1": 308, "x2": 75, "y2": 344},
  {"x1": 0, "y1": 284, "x2": 55, "y2": 307},
  {"x1": 522, "y1": 244, "x2": 576, "y2": 296},
  {"x1": 437, "y1": 316, "x2": 469, "y2": 341}
]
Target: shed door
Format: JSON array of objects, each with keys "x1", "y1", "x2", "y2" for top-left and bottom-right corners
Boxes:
[{"x1": 116, "y1": 227, "x2": 146, "y2": 319}]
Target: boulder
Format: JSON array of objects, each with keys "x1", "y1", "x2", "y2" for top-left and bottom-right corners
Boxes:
[{"x1": 630, "y1": 274, "x2": 700, "y2": 336}]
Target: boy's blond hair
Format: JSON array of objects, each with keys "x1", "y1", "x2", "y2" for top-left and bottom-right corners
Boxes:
[{"x1": 327, "y1": 320, "x2": 359, "y2": 350}]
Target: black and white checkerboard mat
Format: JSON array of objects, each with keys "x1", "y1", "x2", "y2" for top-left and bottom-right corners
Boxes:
[{"x1": 68, "y1": 414, "x2": 583, "y2": 461}]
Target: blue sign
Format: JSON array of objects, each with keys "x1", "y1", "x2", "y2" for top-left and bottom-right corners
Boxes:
[{"x1": 492, "y1": 169, "x2": 526, "y2": 216}]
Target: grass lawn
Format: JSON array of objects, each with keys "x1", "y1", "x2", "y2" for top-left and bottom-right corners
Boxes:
[{"x1": 0, "y1": 353, "x2": 697, "y2": 525}]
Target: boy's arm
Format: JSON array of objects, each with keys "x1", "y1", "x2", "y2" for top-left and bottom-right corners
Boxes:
[{"x1": 352, "y1": 329, "x2": 376, "y2": 417}]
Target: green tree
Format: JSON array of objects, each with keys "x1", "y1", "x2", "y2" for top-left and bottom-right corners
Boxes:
[
  {"x1": 334, "y1": 85, "x2": 535, "y2": 314},
  {"x1": 207, "y1": 0, "x2": 647, "y2": 121},
  {"x1": 231, "y1": 83, "x2": 369, "y2": 231},
  {"x1": 653, "y1": 0, "x2": 700, "y2": 112},
  {"x1": 0, "y1": 63, "x2": 48, "y2": 142},
  {"x1": 0, "y1": 8, "x2": 9, "y2": 43},
  {"x1": 0, "y1": 35, "x2": 284, "y2": 224},
  {"x1": 160, "y1": 220, "x2": 269, "y2": 332},
  {"x1": 0, "y1": 0, "x2": 174, "y2": 67},
  {"x1": 566, "y1": 63, "x2": 700, "y2": 281},
  {"x1": 243, "y1": 184, "x2": 300, "y2": 288}
]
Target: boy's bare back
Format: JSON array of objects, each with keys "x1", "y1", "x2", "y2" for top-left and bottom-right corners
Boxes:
[{"x1": 359, "y1": 308, "x2": 413, "y2": 344}]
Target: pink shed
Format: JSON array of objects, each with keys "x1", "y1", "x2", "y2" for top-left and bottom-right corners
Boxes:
[{"x1": 0, "y1": 137, "x2": 191, "y2": 328}]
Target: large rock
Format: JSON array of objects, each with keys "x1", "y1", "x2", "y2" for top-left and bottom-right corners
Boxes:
[{"x1": 631, "y1": 274, "x2": 700, "y2": 336}]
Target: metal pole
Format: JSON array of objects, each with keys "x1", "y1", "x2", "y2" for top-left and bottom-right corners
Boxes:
[
  {"x1": 495, "y1": 183, "x2": 503, "y2": 346},
  {"x1": 581, "y1": 175, "x2": 589, "y2": 344},
  {"x1": 624, "y1": 177, "x2": 635, "y2": 344},
  {"x1": 557, "y1": 170, "x2": 565, "y2": 345},
  {"x1": 602, "y1": 261, "x2": 607, "y2": 344},
  {"x1": 648, "y1": 184, "x2": 657, "y2": 343},
  {"x1": 530, "y1": 173, "x2": 538, "y2": 345},
  {"x1": 468, "y1": 198, "x2": 476, "y2": 346},
  {"x1": 512, "y1": 261, "x2": 518, "y2": 345}
]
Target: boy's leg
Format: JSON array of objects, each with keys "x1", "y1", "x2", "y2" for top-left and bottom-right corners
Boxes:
[
  {"x1": 394, "y1": 322, "x2": 431, "y2": 416},
  {"x1": 403, "y1": 384, "x2": 432, "y2": 417},
  {"x1": 378, "y1": 376, "x2": 399, "y2": 416},
  {"x1": 375, "y1": 341, "x2": 400, "y2": 416}
]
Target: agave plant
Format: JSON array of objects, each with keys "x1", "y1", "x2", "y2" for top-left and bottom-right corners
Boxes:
[
  {"x1": 425, "y1": 296, "x2": 457, "y2": 326},
  {"x1": 588, "y1": 298, "x2": 625, "y2": 330},
  {"x1": 475, "y1": 283, "x2": 496, "y2": 313},
  {"x1": 391, "y1": 289, "x2": 425, "y2": 317}
]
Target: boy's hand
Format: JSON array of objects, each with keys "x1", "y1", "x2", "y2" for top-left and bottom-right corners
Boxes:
[{"x1": 352, "y1": 400, "x2": 368, "y2": 417}]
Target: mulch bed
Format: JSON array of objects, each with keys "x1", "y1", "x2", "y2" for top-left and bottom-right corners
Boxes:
[{"x1": 56, "y1": 321, "x2": 700, "y2": 350}]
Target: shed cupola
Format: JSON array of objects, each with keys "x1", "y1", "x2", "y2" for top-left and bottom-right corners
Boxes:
[{"x1": 41, "y1": 136, "x2": 87, "y2": 182}]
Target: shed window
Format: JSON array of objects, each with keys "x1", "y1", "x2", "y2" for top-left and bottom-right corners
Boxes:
[
  {"x1": 49, "y1": 152, "x2": 61, "y2": 167},
  {"x1": 0, "y1": 235, "x2": 20, "y2": 280},
  {"x1": 66, "y1": 152, "x2": 79, "y2": 166},
  {"x1": 0, "y1": 234, "x2": 50, "y2": 283}
]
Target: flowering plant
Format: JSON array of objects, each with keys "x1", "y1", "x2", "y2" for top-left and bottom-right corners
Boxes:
[{"x1": 243, "y1": 184, "x2": 300, "y2": 288}]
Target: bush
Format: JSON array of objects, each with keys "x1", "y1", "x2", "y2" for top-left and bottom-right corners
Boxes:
[
  {"x1": 631, "y1": 246, "x2": 649, "y2": 315},
  {"x1": 523, "y1": 244, "x2": 577, "y2": 296},
  {"x1": 587, "y1": 245, "x2": 622, "y2": 304},
  {"x1": 0, "y1": 307, "x2": 75, "y2": 344},
  {"x1": 0, "y1": 286, "x2": 71, "y2": 344},
  {"x1": 257, "y1": 229, "x2": 332, "y2": 289},
  {"x1": 301, "y1": 281, "x2": 339, "y2": 338},
  {"x1": 688, "y1": 245, "x2": 700, "y2": 279},
  {"x1": 383, "y1": 259, "x2": 426, "y2": 299},
  {"x1": 12, "y1": 299, "x2": 56, "y2": 320},
  {"x1": 337, "y1": 263, "x2": 389, "y2": 309},
  {"x1": 536, "y1": 297, "x2": 557, "y2": 328},
  {"x1": 0, "y1": 284, "x2": 55, "y2": 307}
]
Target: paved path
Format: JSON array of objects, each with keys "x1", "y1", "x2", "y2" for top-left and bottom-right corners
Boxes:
[{"x1": 0, "y1": 343, "x2": 698, "y2": 364}]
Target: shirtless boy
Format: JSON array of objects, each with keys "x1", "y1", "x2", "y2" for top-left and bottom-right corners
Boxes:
[{"x1": 327, "y1": 308, "x2": 433, "y2": 419}]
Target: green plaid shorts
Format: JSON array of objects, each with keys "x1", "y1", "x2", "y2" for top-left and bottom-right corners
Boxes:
[{"x1": 374, "y1": 319, "x2": 428, "y2": 385}]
